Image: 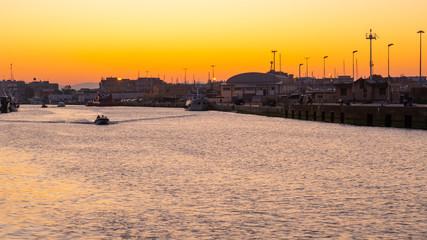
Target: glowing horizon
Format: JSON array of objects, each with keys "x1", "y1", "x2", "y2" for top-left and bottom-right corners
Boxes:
[{"x1": 0, "y1": 0, "x2": 426, "y2": 85}]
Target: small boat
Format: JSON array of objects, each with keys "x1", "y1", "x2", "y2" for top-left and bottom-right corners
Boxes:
[
  {"x1": 94, "y1": 115, "x2": 110, "y2": 125},
  {"x1": 41, "y1": 104, "x2": 48, "y2": 108},
  {"x1": 57, "y1": 102, "x2": 66, "y2": 107}
]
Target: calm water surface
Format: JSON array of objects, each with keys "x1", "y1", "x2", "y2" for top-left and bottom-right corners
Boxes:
[{"x1": 0, "y1": 105, "x2": 426, "y2": 239}]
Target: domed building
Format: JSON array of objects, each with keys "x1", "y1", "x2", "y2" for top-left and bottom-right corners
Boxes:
[{"x1": 220, "y1": 72, "x2": 295, "y2": 103}]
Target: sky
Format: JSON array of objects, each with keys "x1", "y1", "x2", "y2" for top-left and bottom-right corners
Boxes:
[{"x1": 0, "y1": 0, "x2": 426, "y2": 85}]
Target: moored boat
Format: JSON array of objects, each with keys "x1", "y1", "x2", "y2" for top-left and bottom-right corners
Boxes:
[
  {"x1": 184, "y1": 88, "x2": 209, "y2": 111},
  {"x1": 86, "y1": 83, "x2": 119, "y2": 107},
  {"x1": 57, "y1": 102, "x2": 66, "y2": 107}
]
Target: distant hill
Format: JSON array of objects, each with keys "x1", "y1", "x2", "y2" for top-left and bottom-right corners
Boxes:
[{"x1": 71, "y1": 82, "x2": 99, "y2": 90}]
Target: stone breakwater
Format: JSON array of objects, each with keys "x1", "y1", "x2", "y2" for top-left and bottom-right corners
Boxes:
[{"x1": 213, "y1": 104, "x2": 427, "y2": 130}]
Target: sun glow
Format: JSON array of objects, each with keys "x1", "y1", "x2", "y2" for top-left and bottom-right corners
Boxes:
[{"x1": 0, "y1": 0, "x2": 426, "y2": 85}]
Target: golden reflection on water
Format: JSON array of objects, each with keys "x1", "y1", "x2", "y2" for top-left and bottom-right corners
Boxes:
[
  {"x1": 0, "y1": 149, "x2": 89, "y2": 238},
  {"x1": 0, "y1": 105, "x2": 426, "y2": 239}
]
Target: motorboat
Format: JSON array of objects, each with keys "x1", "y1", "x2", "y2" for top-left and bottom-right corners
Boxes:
[
  {"x1": 94, "y1": 115, "x2": 110, "y2": 125},
  {"x1": 57, "y1": 102, "x2": 66, "y2": 107}
]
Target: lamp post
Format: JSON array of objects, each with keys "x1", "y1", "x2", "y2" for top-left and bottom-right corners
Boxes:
[
  {"x1": 305, "y1": 57, "x2": 311, "y2": 89},
  {"x1": 352, "y1": 50, "x2": 358, "y2": 102},
  {"x1": 272, "y1": 50, "x2": 277, "y2": 73},
  {"x1": 418, "y1": 30, "x2": 424, "y2": 84},
  {"x1": 183, "y1": 68, "x2": 188, "y2": 84},
  {"x1": 299, "y1": 63, "x2": 303, "y2": 90},
  {"x1": 323, "y1": 56, "x2": 328, "y2": 79},
  {"x1": 211, "y1": 65, "x2": 216, "y2": 81},
  {"x1": 305, "y1": 57, "x2": 310, "y2": 78},
  {"x1": 387, "y1": 44, "x2": 394, "y2": 102},
  {"x1": 323, "y1": 56, "x2": 328, "y2": 102}
]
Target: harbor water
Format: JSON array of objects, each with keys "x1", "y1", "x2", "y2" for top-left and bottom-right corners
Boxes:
[{"x1": 1, "y1": 105, "x2": 426, "y2": 239}]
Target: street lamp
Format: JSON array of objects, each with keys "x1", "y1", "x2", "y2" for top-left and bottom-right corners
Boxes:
[
  {"x1": 388, "y1": 44, "x2": 394, "y2": 102},
  {"x1": 272, "y1": 50, "x2": 278, "y2": 73},
  {"x1": 323, "y1": 56, "x2": 328, "y2": 79},
  {"x1": 211, "y1": 65, "x2": 216, "y2": 81},
  {"x1": 352, "y1": 50, "x2": 358, "y2": 101},
  {"x1": 323, "y1": 56, "x2": 328, "y2": 102},
  {"x1": 418, "y1": 30, "x2": 424, "y2": 84},
  {"x1": 183, "y1": 68, "x2": 188, "y2": 84},
  {"x1": 305, "y1": 57, "x2": 310, "y2": 78},
  {"x1": 305, "y1": 57, "x2": 311, "y2": 89},
  {"x1": 299, "y1": 63, "x2": 303, "y2": 89}
]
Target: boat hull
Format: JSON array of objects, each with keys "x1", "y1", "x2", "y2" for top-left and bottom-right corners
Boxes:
[
  {"x1": 185, "y1": 98, "x2": 209, "y2": 111},
  {"x1": 94, "y1": 118, "x2": 110, "y2": 125}
]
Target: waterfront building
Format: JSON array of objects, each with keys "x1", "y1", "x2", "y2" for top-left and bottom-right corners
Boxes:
[
  {"x1": 48, "y1": 94, "x2": 74, "y2": 103},
  {"x1": 28, "y1": 80, "x2": 59, "y2": 99},
  {"x1": 156, "y1": 84, "x2": 194, "y2": 102},
  {"x1": 220, "y1": 72, "x2": 291, "y2": 103},
  {"x1": 76, "y1": 88, "x2": 98, "y2": 103},
  {"x1": 335, "y1": 76, "x2": 388, "y2": 103},
  {"x1": 0, "y1": 80, "x2": 27, "y2": 101},
  {"x1": 101, "y1": 77, "x2": 166, "y2": 94}
]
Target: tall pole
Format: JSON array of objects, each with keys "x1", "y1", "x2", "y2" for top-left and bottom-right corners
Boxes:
[
  {"x1": 418, "y1": 30, "x2": 424, "y2": 84},
  {"x1": 323, "y1": 56, "x2": 328, "y2": 79},
  {"x1": 305, "y1": 57, "x2": 310, "y2": 78},
  {"x1": 388, "y1": 44, "x2": 394, "y2": 102},
  {"x1": 366, "y1": 29, "x2": 378, "y2": 80},
  {"x1": 352, "y1": 50, "x2": 358, "y2": 102},
  {"x1": 211, "y1": 65, "x2": 216, "y2": 81},
  {"x1": 299, "y1": 63, "x2": 303, "y2": 90},
  {"x1": 272, "y1": 50, "x2": 277, "y2": 73},
  {"x1": 10, "y1": 63, "x2": 13, "y2": 81},
  {"x1": 184, "y1": 68, "x2": 188, "y2": 84}
]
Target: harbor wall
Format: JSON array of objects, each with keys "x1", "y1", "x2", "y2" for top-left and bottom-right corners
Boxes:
[{"x1": 213, "y1": 104, "x2": 427, "y2": 130}]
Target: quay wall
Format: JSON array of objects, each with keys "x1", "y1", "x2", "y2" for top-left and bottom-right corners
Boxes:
[
  {"x1": 119, "y1": 102, "x2": 186, "y2": 108},
  {"x1": 213, "y1": 104, "x2": 427, "y2": 130}
]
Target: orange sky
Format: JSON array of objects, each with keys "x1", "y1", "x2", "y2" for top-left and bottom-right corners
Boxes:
[{"x1": 0, "y1": 0, "x2": 426, "y2": 85}]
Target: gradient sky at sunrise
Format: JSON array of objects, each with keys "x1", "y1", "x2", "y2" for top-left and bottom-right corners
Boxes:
[{"x1": 1, "y1": 0, "x2": 426, "y2": 85}]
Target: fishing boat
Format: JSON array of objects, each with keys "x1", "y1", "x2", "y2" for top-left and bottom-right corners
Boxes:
[
  {"x1": 1, "y1": 91, "x2": 19, "y2": 113},
  {"x1": 94, "y1": 115, "x2": 110, "y2": 125}
]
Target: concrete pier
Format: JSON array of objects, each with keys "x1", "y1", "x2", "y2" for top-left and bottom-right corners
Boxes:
[{"x1": 213, "y1": 103, "x2": 427, "y2": 130}]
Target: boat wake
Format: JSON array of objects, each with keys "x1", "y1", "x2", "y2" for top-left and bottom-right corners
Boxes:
[{"x1": 0, "y1": 114, "x2": 197, "y2": 125}]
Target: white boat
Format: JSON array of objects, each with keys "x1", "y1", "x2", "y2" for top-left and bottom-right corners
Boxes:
[
  {"x1": 184, "y1": 89, "x2": 209, "y2": 111},
  {"x1": 94, "y1": 115, "x2": 110, "y2": 125},
  {"x1": 57, "y1": 102, "x2": 66, "y2": 107}
]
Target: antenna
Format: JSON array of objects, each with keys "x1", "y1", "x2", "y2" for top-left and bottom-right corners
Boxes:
[{"x1": 366, "y1": 29, "x2": 378, "y2": 80}]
